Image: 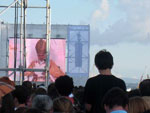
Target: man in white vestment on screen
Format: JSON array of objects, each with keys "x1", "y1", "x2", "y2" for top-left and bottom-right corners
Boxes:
[{"x1": 25, "y1": 39, "x2": 64, "y2": 82}]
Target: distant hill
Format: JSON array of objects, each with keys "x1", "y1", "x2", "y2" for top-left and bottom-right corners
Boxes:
[
  {"x1": 121, "y1": 77, "x2": 139, "y2": 84},
  {"x1": 70, "y1": 76, "x2": 140, "y2": 87}
]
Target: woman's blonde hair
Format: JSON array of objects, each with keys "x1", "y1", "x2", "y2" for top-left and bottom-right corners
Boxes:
[
  {"x1": 53, "y1": 96, "x2": 74, "y2": 113},
  {"x1": 128, "y1": 96, "x2": 149, "y2": 113},
  {"x1": 142, "y1": 96, "x2": 150, "y2": 109}
]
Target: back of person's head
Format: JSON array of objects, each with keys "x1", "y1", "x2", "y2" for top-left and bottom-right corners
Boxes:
[
  {"x1": 34, "y1": 87, "x2": 47, "y2": 95},
  {"x1": 22, "y1": 81, "x2": 32, "y2": 91},
  {"x1": 14, "y1": 107, "x2": 27, "y2": 113},
  {"x1": 23, "y1": 108, "x2": 43, "y2": 113},
  {"x1": 102, "y1": 87, "x2": 128, "y2": 110},
  {"x1": 55, "y1": 75, "x2": 74, "y2": 96},
  {"x1": 128, "y1": 89, "x2": 141, "y2": 98},
  {"x1": 139, "y1": 79, "x2": 150, "y2": 96},
  {"x1": 128, "y1": 96, "x2": 149, "y2": 113},
  {"x1": 53, "y1": 96, "x2": 74, "y2": 113},
  {"x1": 143, "y1": 110, "x2": 150, "y2": 113},
  {"x1": 32, "y1": 95, "x2": 53, "y2": 113},
  {"x1": 95, "y1": 49, "x2": 113, "y2": 70},
  {"x1": 47, "y1": 83, "x2": 60, "y2": 100},
  {"x1": 22, "y1": 81, "x2": 33, "y2": 98},
  {"x1": 12, "y1": 85, "x2": 29, "y2": 104},
  {"x1": 1, "y1": 93, "x2": 15, "y2": 113}
]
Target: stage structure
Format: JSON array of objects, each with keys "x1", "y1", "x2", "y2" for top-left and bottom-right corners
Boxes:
[
  {"x1": 0, "y1": 24, "x2": 90, "y2": 86},
  {"x1": 0, "y1": 3, "x2": 90, "y2": 86},
  {"x1": 0, "y1": 0, "x2": 51, "y2": 86}
]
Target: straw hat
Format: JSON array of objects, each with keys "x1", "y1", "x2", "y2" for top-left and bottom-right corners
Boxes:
[{"x1": 0, "y1": 76, "x2": 15, "y2": 86}]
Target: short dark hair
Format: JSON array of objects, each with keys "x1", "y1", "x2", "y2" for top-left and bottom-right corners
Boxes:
[
  {"x1": 12, "y1": 85, "x2": 29, "y2": 104},
  {"x1": 143, "y1": 110, "x2": 150, "y2": 113},
  {"x1": 102, "y1": 87, "x2": 128, "y2": 109},
  {"x1": 1, "y1": 93, "x2": 15, "y2": 113},
  {"x1": 24, "y1": 108, "x2": 43, "y2": 113},
  {"x1": 15, "y1": 107, "x2": 28, "y2": 113},
  {"x1": 95, "y1": 49, "x2": 113, "y2": 70},
  {"x1": 55, "y1": 75, "x2": 74, "y2": 96},
  {"x1": 47, "y1": 83, "x2": 60, "y2": 100},
  {"x1": 128, "y1": 89, "x2": 141, "y2": 98},
  {"x1": 34, "y1": 87, "x2": 47, "y2": 95},
  {"x1": 139, "y1": 79, "x2": 150, "y2": 96},
  {"x1": 22, "y1": 81, "x2": 33, "y2": 95},
  {"x1": 22, "y1": 81, "x2": 32, "y2": 90}
]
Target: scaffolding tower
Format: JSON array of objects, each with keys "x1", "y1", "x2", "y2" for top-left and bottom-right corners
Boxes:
[{"x1": 0, "y1": 0, "x2": 51, "y2": 87}]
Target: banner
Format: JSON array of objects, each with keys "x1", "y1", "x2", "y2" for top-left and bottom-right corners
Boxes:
[{"x1": 67, "y1": 25, "x2": 90, "y2": 76}]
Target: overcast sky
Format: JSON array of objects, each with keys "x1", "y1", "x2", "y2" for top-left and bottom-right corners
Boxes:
[{"x1": 1, "y1": 0, "x2": 150, "y2": 80}]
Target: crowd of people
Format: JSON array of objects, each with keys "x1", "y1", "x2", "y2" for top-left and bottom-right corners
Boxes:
[{"x1": 1, "y1": 49, "x2": 150, "y2": 113}]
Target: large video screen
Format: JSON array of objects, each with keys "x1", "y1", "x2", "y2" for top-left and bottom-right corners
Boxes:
[{"x1": 9, "y1": 39, "x2": 66, "y2": 82}]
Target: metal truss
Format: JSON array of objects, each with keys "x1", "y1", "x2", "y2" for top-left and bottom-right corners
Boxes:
[{"x1": 0, "y1": 0, "x2": 51, "y2": 87}]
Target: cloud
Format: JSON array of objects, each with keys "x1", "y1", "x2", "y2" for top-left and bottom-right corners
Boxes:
[
  {"x1": 91, "y1": 0, "x2": 109, "y2": 27},
  {"x1": 90, "y1": 0, "x2": 150, "y2": 45}
]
